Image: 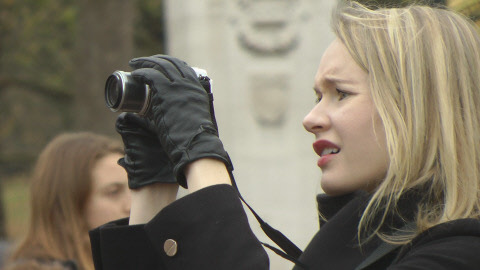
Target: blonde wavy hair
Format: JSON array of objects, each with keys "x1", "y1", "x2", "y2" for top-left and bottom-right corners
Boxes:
[{"x1": 332, "y1": 1, "x2": 480, "y2": 243}]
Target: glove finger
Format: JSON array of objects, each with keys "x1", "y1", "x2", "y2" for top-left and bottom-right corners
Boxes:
[
  {"x1": 130, "y1": 68, "x2": 173, "y2": 94},
  {"x1": 154, "y1": 55, "x2": 199, "y2": 81},
  {"x1": 116, "y1": 112, "x2": 154, "y2": 133},
  {"x1": 130, "y1": 55, "x2": 198, "y2": 82},
  {"x1": 129, "y1": 56, "x2": 166, "y2": 69},
  {"x1": 129, "y1": 54, "x2": 179, "y2": 66},
  {"x1": 122, "y1": 148, "x2": 177, "y2": 189},
  {"x1": 115, "y1": 112, "x2": 132, "y2": 133},
  {"x1": 117, "y1": 157, "x2": 127, "y2": 170},
  {"x1": 130, "y1": 55, "x2": 189, "y2": 71},
  {"x1": 131, "y1": 67, "x2": 204, "y2": 101},
  {"x1": 129, "y1": 57, "x2": 173, "y2": 81}
]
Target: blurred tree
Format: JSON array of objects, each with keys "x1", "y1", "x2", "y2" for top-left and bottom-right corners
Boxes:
[
  {"x1": 0, "y1": 0, "x2": 165, "y2": 174},
  {"x1": 0, "y1": 0, "x2": 165, "y2": 239},
  {"x1": 0, "y1": 0, "x2": 76, "y2": 175},
  {"x1": 73, "y1": 0, "x2": 165, "y2": 134},
  {"x1": 0, "y1": 0, "x2": 78, "y2": 238},
  {"x1": 135, "y1": 0, "x2": 165, "y2": 56},
  {"x1": 72, "y1": 0, "x2": 136, "y2": 135}
]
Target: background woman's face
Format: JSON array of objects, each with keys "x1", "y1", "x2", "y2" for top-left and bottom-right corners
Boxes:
[
  {"x1": 303, "y1": 39, "x2": 389, "y2": 196},
  {"x1": 84, "y1": 153, "x2": 130, "y2": 229}
]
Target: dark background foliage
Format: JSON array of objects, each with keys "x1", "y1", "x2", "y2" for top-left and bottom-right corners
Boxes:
[
  {"x1": 0, "y1": 0, "x2": 164, "y2": 238},
  {"x1": 0, "y1": 0, "x2": 164, "y2": 176}
]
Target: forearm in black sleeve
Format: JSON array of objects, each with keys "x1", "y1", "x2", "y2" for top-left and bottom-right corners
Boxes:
[
  {"x1": 89, "y1": 219, "x2": 165, "y2": 270},
  {"x1": 145, "y1": 184, "x2": 269, "y2": 270}
]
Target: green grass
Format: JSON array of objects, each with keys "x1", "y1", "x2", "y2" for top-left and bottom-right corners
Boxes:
[{"x1": 2, "y1": 175, "x2": 30, "y2": 241}]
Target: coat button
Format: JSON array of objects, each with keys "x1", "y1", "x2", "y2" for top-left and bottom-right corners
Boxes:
[{"x1": 164, "y1": 239, "x2": 178, "y2": 257}]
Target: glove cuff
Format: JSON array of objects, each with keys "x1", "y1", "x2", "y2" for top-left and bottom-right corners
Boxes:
[{"x1": 173, "y1": 134, "x2": 232, "y2": 188}]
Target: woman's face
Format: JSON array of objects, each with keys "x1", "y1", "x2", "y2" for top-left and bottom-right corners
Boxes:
[
  {"x1": 84, "y1": 153, "x2": 131, "y2": 229},
  {"x1": 303, "y1": 39, "x2": 389, "y2": 196}
]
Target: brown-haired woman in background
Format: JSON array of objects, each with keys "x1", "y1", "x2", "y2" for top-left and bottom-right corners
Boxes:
[{"x1": 4, "y1": 132, "x2": 131, "y2": 270}]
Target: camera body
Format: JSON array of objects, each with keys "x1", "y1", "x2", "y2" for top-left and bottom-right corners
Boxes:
[{"x1": 105, "y1": 67, "x2": 210, "y2": 116}]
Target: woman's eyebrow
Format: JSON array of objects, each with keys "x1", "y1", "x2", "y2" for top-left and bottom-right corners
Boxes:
[
  {"x1": 101, "y1": 182, "x2": 124, "y2": 190},
  {"x1": 324, "y1": 74, "x2": 351, "y2": 85},
  {"x1": 315, "y1": 75, "x2": 349, "y2": 91}
]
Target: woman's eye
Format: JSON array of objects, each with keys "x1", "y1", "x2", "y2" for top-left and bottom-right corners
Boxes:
[
  {"x1": 105, "y1": 188, "x2": 121, "y2": 197},
  {"x1": 337, "y1": 89, "x2": 349, "y2": 100},
  {"x1": 314, "y1": 92, "x2": 323, "y2": 104}
]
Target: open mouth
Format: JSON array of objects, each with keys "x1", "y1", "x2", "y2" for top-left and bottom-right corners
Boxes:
[
  {"x1": 320, "y1": 148, "x2": 340, "y2": 157},
  {"x1": 313, "y1": 140, "x2": 341, "y2": 158}
]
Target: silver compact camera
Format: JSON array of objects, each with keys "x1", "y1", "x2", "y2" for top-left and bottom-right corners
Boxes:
[{"x1": 104, "y1": 67, "x2": 210, "y2": 116}]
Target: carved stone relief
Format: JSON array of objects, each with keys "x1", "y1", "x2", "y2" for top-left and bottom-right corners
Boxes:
[
  {"x1": 249, "y1": 73, "x2": 289, "y2": 127},
  {"x1": 234, "y1": 0, "x2": 305, "y2": 55}
]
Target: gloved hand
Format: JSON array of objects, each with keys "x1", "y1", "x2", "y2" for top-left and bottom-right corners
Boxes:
[
  {"x1": 116, "y1": 112, "x2": 176, "y2": 189},
  {"x1": 128, "y1": 55, "x2": 232, "y2": 188}
]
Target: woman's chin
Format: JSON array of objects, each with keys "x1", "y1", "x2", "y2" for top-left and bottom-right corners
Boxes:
[{"x1": 320, "y1": 181, "x2": 353, "y2": 196}]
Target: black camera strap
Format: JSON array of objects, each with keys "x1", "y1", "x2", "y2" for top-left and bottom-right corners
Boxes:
[
  {"x1": 204, "y1": 75, "x2": 306, "y2": 268},
  {"x1": 229, "y1": 170, "x2": 308, "y2": 269}
]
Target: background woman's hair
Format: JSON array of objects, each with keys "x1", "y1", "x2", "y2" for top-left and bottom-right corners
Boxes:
[
  {"x1": 332, "y1": 1, "x2": 480, "y2": 243},
  {"x1": 6, "y1": 132, "x2": 123, "y2": 270}
]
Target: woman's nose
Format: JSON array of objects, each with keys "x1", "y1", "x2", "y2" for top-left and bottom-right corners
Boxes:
[{"x1": 303, "y1": 103, "x2": 330, "y2": 134}]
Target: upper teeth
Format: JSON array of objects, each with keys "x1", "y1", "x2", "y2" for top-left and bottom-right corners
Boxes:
[{"x1": 321, "y1": 148, "x2": 339, "y2": 156}]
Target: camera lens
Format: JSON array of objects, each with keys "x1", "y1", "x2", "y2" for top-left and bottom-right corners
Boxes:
[
  {"x1": 105, "y1": 74, "x2": 122, "y2": 109},
  {"x1": 105, "y1": 68, "x2": 209, "y2": 116},
  {"x1": 104, "y1": 71, "x2": 151, "y2": 115}
]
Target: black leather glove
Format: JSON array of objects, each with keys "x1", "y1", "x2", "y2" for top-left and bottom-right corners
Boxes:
[
  {"x1": 128, "y1": 55, "x2": 232, "y2": 187},
  {"x1": 116, "y1": 112, "x2": 176, "y2": 189}
]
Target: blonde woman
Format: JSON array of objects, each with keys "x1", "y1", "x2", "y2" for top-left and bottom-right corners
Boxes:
[
  {"x1": 90, "y1": 1, "x2": 480, "y2": 269},
  {"x1": 5, "y1": 132, "x2": 130, "y2": 270}
]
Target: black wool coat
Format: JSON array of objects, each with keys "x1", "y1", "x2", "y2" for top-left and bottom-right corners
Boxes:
[{"x1": 90, "y1": 184, "x2": 480, "y2": 270}]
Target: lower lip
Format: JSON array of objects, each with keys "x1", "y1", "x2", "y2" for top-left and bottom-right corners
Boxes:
[{"x1": 317, "y1": 154, "x2": 336, "y2": 167}]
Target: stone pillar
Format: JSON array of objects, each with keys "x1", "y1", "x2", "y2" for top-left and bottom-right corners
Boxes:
[{"x1": 165, "y1": 0, "x2": 335, "y2": 268}]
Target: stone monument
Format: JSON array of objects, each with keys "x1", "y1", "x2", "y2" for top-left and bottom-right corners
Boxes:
[{"x1": 165, "y1": 0, "x2": 336, "y2": 268}]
